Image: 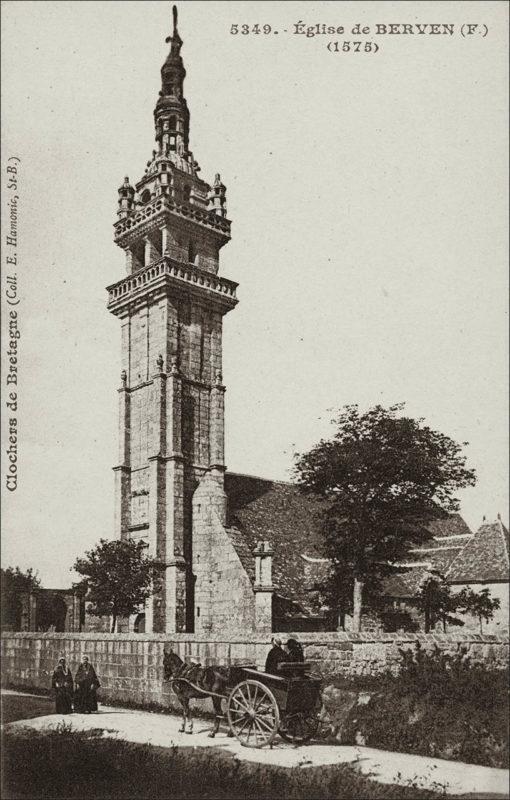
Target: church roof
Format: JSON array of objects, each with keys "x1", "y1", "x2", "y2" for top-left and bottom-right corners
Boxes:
[
  {"x1": 225, "y1": 472, "x2": 327, "y2": 614},
  {"x1": 446, "y1": 518, "x2": 510, "y2": 584},
  {"x1": 383, "y1": 513, "x2": 474, "y2": 597},
  {"x1": 224, "y1": 472, "x2": 478, "y2": 611}
]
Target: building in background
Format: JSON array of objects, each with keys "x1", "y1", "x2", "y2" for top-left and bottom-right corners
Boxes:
[
  {"x1": 18, "y1": 589, "x2": 83, "y2": 633},
  {"x1": 447, "y1": 516, "x2": 509, "y2": 632}
]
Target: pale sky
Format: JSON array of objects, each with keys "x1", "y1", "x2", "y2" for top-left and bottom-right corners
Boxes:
[{"x1": 1, "y1": 1, "x2": 508, "y2": 588}]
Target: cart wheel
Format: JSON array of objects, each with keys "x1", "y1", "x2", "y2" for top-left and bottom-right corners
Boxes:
[
  {"x1": 227, "y1": 680, "x2": 280, "y2": 748},
  {"x1": 279, "y1": 712, "x2": 320, "y2": 744}
]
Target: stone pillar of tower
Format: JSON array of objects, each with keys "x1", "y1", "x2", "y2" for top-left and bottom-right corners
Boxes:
[{"x1": 106, "y1": 6, "x2": 237, "y2": 633}]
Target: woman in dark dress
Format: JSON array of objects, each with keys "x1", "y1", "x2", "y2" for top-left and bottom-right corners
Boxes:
[
  {"x1": 51, "y1": 657, "x2": 74, "y2": 714},
  {"x1": 74, "y1": 655, "x2": 100, "y2": 713}
]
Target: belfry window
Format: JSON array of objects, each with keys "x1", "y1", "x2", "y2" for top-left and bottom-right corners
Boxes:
[
  {"x1": 169, "y1": 115, "x2": 177, "y2": 130},
  {"x1": 169, "y1": 135, "x2": 176, "y2": 152}
]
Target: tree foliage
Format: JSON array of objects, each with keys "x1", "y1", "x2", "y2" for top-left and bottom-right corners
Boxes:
[
  {"x1": 73, "y1": 539, "x2": 163, "y2": 632},
  {"x1": 294, "y1": 403, "x2": 476, "y2": 630},
  {"x1": 417, "y1": 571, "x2": 464, "y2": 632},
  {"x1": 1, "y1": 566, "x2": 40, "y2": 630},
  {"x1": 455, "y1": 586, "x2": 501, "y2": 634}
]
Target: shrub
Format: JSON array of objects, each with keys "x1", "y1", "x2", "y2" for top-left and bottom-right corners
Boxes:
[{"x1": 343, "y1": 645, "x2": 509, "y2": 768}]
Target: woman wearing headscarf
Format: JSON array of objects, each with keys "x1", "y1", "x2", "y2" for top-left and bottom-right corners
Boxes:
[
  {"x1": 74, "y1": 655, "x2": 101, "y2": 713},
  {"x1": 264, "y1": 637, "x2": 288, "y2": 674},
  {"x1": 51, "y1": 656, "x2": 74, "y2": 714}
]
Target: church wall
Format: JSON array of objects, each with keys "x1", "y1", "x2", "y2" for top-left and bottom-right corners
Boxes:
[{"x1": 2, "y1": 631, "x2": 507, "y2": 712}]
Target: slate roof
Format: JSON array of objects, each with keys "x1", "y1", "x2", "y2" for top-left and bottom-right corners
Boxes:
[
  {"x1": 446, "y1": 518, "x2": 510, "y2": 583},
  {"x1": 223, "y1": 473, "x2": 481, "y2": 611},
  {"x1": 383, "y1": 513, "x2": 475, "y2": 598},
  {"x1": 224, "y1": 472, "x2": 327, "y2": 614}
]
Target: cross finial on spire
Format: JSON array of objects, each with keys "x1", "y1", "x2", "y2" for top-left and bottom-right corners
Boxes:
[{"x1": 166, "y1": 4, "x2": 181, "y2": 44}]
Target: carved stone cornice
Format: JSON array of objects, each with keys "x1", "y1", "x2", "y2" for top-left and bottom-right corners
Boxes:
[
  {"x1": 106, "y1": 256, "x2": 238, "y2": 317},
  {"x1": 113, "y1": 195, "x2": 231, "y2": 248}
]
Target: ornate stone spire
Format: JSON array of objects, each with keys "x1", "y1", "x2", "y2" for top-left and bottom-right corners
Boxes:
[{"x1": 155, "y1": 4, "x2": 190, "y2": 156}]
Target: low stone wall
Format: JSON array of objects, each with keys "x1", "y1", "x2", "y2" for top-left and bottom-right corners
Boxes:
[{"x1": 1, "y1": 631, "x2": 508, "y2": 711}]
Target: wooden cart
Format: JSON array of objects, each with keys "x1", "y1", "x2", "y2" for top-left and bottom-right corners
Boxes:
[{"x1": 225, "y1": 663, "x2": 323, "y2": 748}]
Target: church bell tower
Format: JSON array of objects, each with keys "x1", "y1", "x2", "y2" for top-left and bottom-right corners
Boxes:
[{"x1": 106, "y1": 6, "x2": 237, "y2": 633}]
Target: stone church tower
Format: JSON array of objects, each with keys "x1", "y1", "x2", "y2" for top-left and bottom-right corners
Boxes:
[{"x1": 106, "y1": 7, "x2": 237, "y2": 633}]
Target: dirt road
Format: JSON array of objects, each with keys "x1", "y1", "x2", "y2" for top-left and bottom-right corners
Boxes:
[{"x1": 2, "y1": 690, "x2": 508, "y2": 797}]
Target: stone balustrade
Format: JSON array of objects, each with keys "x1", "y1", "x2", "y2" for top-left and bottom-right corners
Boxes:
[{"x1": 107, "y1": 257, "x2": 238, "y2": 308}]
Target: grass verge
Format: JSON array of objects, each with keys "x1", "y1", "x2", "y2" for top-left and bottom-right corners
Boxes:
[{"x1": 1, "y1": 724, "x2": 449, "y2": 800}]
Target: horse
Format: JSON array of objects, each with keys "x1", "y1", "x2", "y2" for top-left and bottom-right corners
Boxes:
[{"x1": 163, "y1": 649, "x2": 232, "y2": 737}]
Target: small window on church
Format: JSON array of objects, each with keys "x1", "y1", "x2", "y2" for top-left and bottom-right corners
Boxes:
[
  {"x1": 197, "y1": 607, "x2": 200, "y2": 617},
  {"x1": 169, "y1": 135, "x2": 176, "y2": 152},
  {"x1": 141, "y1": 189, "x2": 151, "y2": 204},
  {"x1": 183, "y1": 185, "x2": 191, "y2": 204},
  {"x1": 161, "y1": 163, "x2": 167, "y2": 171},
  {"x1": 169, "y1": 115, "x2": 177, "y2": 130}
]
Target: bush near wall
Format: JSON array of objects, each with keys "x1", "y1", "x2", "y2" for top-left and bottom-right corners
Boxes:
[{"x1": 340, "y1": 645, "x2": 509, "y2": 768}]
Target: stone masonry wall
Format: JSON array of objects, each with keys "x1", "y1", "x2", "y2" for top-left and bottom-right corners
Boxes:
[
  {"x1": 2, "y1": 632, "x2": 507, "y2": 714},
  {"x1": 192, "y1": 475, "x2": 255, "y2": 635}
]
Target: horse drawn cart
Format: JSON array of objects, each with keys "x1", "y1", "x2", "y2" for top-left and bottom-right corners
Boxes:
[
  {"x1": 226, "y1": 663, "x2": 323, "y2": 748},
  {"x1": 166, "y1": 653, "x2": 323, "y2": 749}
]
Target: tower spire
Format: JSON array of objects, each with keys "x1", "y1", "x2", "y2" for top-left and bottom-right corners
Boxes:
[{"x1": 156, "y1": 4, "x2": 189, "y2": 156}]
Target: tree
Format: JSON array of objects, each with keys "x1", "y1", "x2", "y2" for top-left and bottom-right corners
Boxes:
[
  {"x1": 73, "y1": 539, "x2": 163, "y2": 633},
  {"x1": 455, "y1": 587, "x2": 501, "y2": 634},
  {"x1": 1, "y1": 566, "x2": 40, "y2": 630},
  {"x1": 294, "y1": 403, "x2": 476, "y2": 632},
  {"x1": 417, "y1": 571, "x2": 464, "y2": 632}
]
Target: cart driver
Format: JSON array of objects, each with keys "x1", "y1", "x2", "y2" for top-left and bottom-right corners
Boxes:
[{"x1": 265, "y1": 637, "x2": 288, "y2": 675}]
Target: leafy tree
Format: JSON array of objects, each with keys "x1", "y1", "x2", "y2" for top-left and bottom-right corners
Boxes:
[
  {"x1": 455, "y1": 586, "x2": 501, "y2": 634},
  {"x1": 1, "y1": 566, "x2": 40, "y2": 630},
  {"x1": 417, "y1": 571, "x2": 464, "y2": 632},
  {"x1": 73, "y1": 539, "x2": 163, "y2": 633},
  {"x1": 294, "y1": 403, "x2": 476, "y2": 631}
]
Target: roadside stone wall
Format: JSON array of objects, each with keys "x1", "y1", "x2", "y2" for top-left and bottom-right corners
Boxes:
[{"x1": 2, "y1": 631, "x2": 507, "y2": 712}]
